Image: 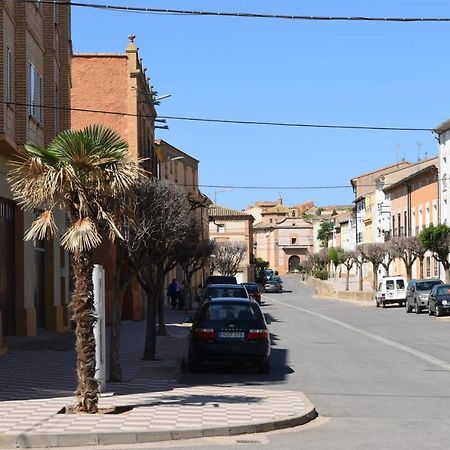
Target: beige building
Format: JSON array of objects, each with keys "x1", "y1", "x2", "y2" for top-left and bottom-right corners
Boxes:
[
  {"x1": 155, "y1": 139, "x2": 210, "y2": 287},
  {"x1": 71, "y1": 36, "x2": 156, "y2": 323},
  {"x1": 209, "y1": 205, "x2": 254, "y2": 283},
  {"x1": 249, "y1": 200, "x2": 314, "y2": 274},
  {"x1": 0, "y1": 0, "x2": 71, "y2": 342}
]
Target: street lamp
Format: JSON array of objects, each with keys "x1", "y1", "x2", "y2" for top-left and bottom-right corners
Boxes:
[{"x1": 214, "y1": 188, "x2": 233, "y2": 206}]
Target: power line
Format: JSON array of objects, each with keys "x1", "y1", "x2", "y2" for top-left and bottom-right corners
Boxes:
[
  {"x1": 0, "y1": 101, "x2": 433, "y2": 133},
  {"x1": 24, "y1": 1, "x2": 450, "y2": 23}
]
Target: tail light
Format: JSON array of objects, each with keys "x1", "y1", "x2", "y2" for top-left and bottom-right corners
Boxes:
[
  {"x1": 194, "y1": 328, "x2": 215, "y2": 340},
  {"x1": 247, "y1": 329, "x2": 269, "y2": 340}
]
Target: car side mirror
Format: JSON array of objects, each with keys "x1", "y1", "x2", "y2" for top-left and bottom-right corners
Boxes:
[{"x1": 264, "y1": 314, "x2": 272, "y2": 325}]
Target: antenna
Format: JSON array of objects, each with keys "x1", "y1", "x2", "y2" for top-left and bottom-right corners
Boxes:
[
  {"x1": 417, "y1": 141, "x2": 422, "y2": 161},
  {"x1": 396, "y1": 144, "x2": 400, "y2": 165}
]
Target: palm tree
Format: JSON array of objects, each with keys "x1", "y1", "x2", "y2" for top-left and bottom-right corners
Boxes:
[{"x1": 8, "y1": 125, "x2": 142, "y2": 413}]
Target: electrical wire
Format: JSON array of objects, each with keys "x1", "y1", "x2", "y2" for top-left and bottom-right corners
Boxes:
[
  {"x1": 0, "y1": 101, "x2": 433, "y2": 133},
  {"x1": 22, "y1": 0, "x2": 450, "y2": 23}
]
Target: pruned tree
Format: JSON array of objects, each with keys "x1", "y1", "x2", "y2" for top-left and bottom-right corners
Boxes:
[
  {"x1": 412, "y1": 237, "x2": 427, "y2": 279},
  {"x1": 341, "y1": 251, "x2": 357, "y2": 291},
  {"x1": 420, "y1": 224, "x2": 450, "y2": 282},
  {"x1": 390, "y1": 237, "x2": 421, "y2": 281},
  {"x1": 212, "y1": 241, "x2": 247, "y2": 276},
  {"x1": 328, "y1": 247, "x2": 345, "y2": 280},
  {"x1": 306, "y1": 248, "x2": 330, "y2": 279},
  {"x1": 177, "y1": 225, "x2": 215, "y2": 310},
  {"x1": 379, "y1": 241, "x2": 396, "y2": 277},
  {"x1": 255, "y1": 257, "x2": 270, "y2": 283},
  {"x1": 8, "y1": 125, "x2": 142, "y2": 413},
  {"x1": 355, "y1": 245, "x2": 368, "y2": 291},
  {"x1": 359, "y1": 243, "x2": 386, "y2": 291},
  {"x1": 317, "y1": 220, "x2": 334, "y2": 248},
  {"x1": 122, "y1": 179, "x2": 194, "y2": 360}
]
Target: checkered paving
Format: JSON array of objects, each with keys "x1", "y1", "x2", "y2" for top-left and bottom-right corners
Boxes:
[{"x1": 0, "y1": 386, "x2": 311, "y2": 436}]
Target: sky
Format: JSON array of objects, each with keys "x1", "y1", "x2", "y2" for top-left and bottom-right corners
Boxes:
[{"x1": 72, "y1": 0, "x2": 450, "y2": 211}]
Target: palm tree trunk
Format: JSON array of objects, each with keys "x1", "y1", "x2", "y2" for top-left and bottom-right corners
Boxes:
[{"x1": 71, "y1": 251, "x2": 99, "y2": 414}]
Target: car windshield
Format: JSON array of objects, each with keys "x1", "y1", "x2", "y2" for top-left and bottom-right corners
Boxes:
[
  {"x1": 204, "y1": 303, "x2": 262, "y2": 322},
  {"x1": 206, "y1": 287, "x2": 248, "y2": 298},
  {"x1": 436, "y1": 286, "x2": 450, "y2": 296},
  {"x1": 416, "y1": 281, "x2": 442, "y2": 291}
]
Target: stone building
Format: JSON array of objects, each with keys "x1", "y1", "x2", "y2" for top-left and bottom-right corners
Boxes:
[{"x1": 0, "y1": 0, "x2": 71, "y2": 342}]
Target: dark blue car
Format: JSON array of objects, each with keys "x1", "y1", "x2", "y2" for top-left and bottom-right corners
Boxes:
[{"x1": 428, "y1": 284, "x2": 450, "y2": 317}]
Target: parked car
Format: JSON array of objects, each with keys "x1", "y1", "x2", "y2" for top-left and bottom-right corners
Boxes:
[
  {"x1": 428, "y1": 284, "x2": 450, "y2": 317},
  {"x1": 201, "y1": 284, "x2": 249, "y2": 301},
  {"x1": 405, "y1": 279, "x2": 443, "y2": 314},
  {"x1": 375, "y1": 276, "x2": 407, "y2": 308},
  {"x1": 264, "y1": 280, "x2": 282, "y2": 293},
  {"x1": 204, "y1": 275, "x2": 237, "y2": 286},
  {"x1": 242, "y1": 282, "x2": 262, "y2": 304},
  {"x1": 188, "y1": 298, "x2": 271, "y2": 373}
]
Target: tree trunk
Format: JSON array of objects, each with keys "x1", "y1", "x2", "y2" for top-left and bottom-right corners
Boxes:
[
  {"x1": 372, "y1": 263, "x2": 378, "y2": 291},
  {"x1": 109, "y1": 256, "x2": 132, "y2": 383},
  {"x1": 71, "y1": 251, "x2": 99, "y2": 414},
  {"x1": 359, "y1": 262, "x2": 364, "y2": 291},
  {"x1": 157, "y1": 285, "x2": 168, "y2": 336},
  {"x1": 143, "y1": 287, "x2": 157, "y2": 360},
  {"x1": 419, "y1": 258, "x2": 424, "y2": 278},
  {"x1": 406, "y1": 263, "x2": 413, "y2": 281},
  {"x1": 345, "y1": 267, "x2": 350, "y2": 291}
]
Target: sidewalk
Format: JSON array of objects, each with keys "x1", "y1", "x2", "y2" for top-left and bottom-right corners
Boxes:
[{"x1": 0, "y1": 307, "x2": 316, "y2": 448}]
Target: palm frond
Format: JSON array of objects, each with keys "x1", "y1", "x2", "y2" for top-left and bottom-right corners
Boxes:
[
  {"x1": 24, "y1": 210, "x2": 58, "y2": 241},
  {"x1": 60, "y1": 217, "x2": 102, "y2": 252}
]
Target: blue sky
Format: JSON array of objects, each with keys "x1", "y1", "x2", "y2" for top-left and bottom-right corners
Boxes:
[{"x1": 72, "y1": 1, "x2": 450, "y2": 210}]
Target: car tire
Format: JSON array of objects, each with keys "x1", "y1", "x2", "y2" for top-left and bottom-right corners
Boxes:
[
  {"x1": 381, "y1": 301, "x2": 385, "y2": 308},
  {"x1": 259, "y1": 358, "x2": 271, "y2": 374},
  {"x1": 428, "y1": 305, "x2": 433, "y2": 316},
  {"x1": 415, "y1": 302, "x2": 421, "y2": 314},
  {"x1": 436, "y1": 306, "x2": 441, "y2": 317},
  {"x1": 406, "y1": 301, "x2": 412, "y2": 313},
  {"x1": 376, "y1": 299, "x2": 380, "y2": 308}
]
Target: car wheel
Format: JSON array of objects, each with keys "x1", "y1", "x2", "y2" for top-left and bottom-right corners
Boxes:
[
  {"x1": 415, "y1": 302, "x2": 421, "y2": 314},
  {"x1": 436, "y1": 306, "x2": 441, "y2": 317},
  {"x1": 381, "y1": 301, "x2": 385, "y2": 308},
  {"x1": 428, "y1": 305, "x2": 433, "y2": 316},
  {"x1": 259, "y1": 358, "x2": 271, "y2": 374},
  {"x1": 406, "y1": 301, "x2": 412, "y2": 313},
  {"x1": 376, "y1": 299, "x2": 380, "y2": 308}
]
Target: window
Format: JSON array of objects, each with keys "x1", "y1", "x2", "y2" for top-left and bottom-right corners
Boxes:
[
  {"x1": 5, "y1": 47, "x2": 13, "y2": 103},
  {"x1": 434, "y1": 258, "x2": 439, "y2": 277},
  {"x1": 404, "y1": 211, "x2": 408, "y2": 236},
  {"x1": 292, "y1": 211, "x2": 296, "y2": 217},
  {"x1": 28, "y1": 63, "x2": 43, "y2": 123},
  {"x1": 291, "y1": 238, "x2": 297, "y2": 245},
  {"x1": 397, "y1": 212, "x2": 401, "y2": 237},
  {"x1": 426, "y1": 256, "x2": 431, "y2": 278}
]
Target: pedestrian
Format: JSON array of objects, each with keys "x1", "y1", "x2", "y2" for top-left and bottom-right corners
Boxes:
[{"x1": 167, "y1": 279, "x2": 178, "y2": 309}]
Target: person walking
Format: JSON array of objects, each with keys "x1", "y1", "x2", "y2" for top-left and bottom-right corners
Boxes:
[{"x1": 167, "y1": 279, "x2": 179, "y2": 309}]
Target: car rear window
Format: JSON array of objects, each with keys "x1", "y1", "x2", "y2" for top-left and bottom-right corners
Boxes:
[
  {"x1": 244, "y1": 285, "x2": 258, "y2": 293},
  {"x1": 386, "y1": 280, "x2": 394, "y2": 290},
  {"x1": 206, "y1": 287, "x2": 248, "y2": 298},
  {"x1": 396, "y1": 280, "x2": 405, "y2": 289},
  {"x1": 203, "y1": 303, "x2": 262, "y2": 322},
  {"x1": 417, "y1": 280, "x2": 442, "y2": 291}
]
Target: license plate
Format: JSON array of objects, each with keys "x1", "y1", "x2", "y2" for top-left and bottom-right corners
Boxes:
[{"x1": 219, "y1": 331, "x2": 244, "y2": 339}]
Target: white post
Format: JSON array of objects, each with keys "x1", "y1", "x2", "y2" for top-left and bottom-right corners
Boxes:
[{"x1": 93, "y1": 264, "x2": 106, "y2": 392}]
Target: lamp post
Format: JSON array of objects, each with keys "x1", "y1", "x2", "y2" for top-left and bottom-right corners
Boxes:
[{"x1": 214, "y1": 188, "x2": 233, "y2": 206}]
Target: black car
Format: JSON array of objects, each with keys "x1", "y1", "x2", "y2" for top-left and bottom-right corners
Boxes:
[
  {"x1": 204, "y1": 275, "x2": 237, "y2": 286},
  {"x1": 242, "y1": 282, "x2": 262, "y2": 304},
  {"x1": 188, "y1": 298, "x2": 271, "y2": 373},
  {"x1": 201, "y1": 283, "x2": 249, "y2": 301},
  {"x1": 428, "y1": 284, "x2": 450, "y2": 317}
]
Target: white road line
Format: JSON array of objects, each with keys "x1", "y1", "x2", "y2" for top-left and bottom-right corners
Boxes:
[{"x1": 266, "y1": 295, "x2": 450, "y2": 371}]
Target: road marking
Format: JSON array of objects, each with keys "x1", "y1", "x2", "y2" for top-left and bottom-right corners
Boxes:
[{"x1": 267, "y1": 296, "x2": 450, "y2": 371}]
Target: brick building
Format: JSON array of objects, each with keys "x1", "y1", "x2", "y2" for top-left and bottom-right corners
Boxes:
[
  {"x1": 0, "y1": 0, "x2": 71, "y2": 343},
  {"x1": 71, "y1": 36, "x2": 157, "y2": 323}
]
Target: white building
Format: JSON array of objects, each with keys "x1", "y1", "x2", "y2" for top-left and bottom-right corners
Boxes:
[{"x1": 434, "y1": 119, "x2": 450, "y2": 225}]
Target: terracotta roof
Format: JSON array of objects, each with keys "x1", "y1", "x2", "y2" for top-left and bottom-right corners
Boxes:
[
  {"x1": 335, "y1": 210, "x2": 353, "y2": 224},
  {"x1": 433, "y1": 118, "x2": 450, "y2": 134},
  {"x1": 209, "y1": 204, "x2": 253, "y2": 220},
  {"x1": 261, "y1": 204, "x2": 290, "y2": 214},
  {"x1": 382, "y1": 157, "x2": 438, "y2": 192},
  {"x1": 351, "y1": 161, "x2": 411, "y2": 183}
]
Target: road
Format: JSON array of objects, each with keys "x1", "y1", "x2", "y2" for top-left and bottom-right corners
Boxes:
[{"x1": 101, "y1": 276, "x2": 450, "y2": 450}]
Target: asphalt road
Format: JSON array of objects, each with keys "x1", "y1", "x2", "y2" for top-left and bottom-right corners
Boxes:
[{"x1": 97, "y1": 276, "x2": 450, "y2": 450}]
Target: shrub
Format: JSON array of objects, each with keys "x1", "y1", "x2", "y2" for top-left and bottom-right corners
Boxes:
[{"x1": 312, "y1": 269, "x2": 328, "y2": 280}]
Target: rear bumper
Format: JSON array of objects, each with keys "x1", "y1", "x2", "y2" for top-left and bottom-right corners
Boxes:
[{"x1": 191, "y1": 341, "x2": 270, "y2": 363}]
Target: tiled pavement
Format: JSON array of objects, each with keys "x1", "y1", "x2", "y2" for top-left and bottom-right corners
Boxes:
[{"x1": 0, "y1": 308, "x2": 316, "y2": 448}]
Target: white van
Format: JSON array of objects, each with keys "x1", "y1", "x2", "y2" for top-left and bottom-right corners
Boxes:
[{"x1": 375, "y1": 276, "x2": 407, "y2": 308}]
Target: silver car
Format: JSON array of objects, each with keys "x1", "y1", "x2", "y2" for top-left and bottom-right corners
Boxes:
[
  {"x1": 405, "y1": 279, "x2": 443, "y2": 314},
  {"x1": 264, "y1": 280, "x2": 282, "y2": 293}
]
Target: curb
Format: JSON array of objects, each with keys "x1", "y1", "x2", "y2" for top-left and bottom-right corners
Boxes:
[{"x1": 0, "y1": 394, "x2": 317, "y2": 448}]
